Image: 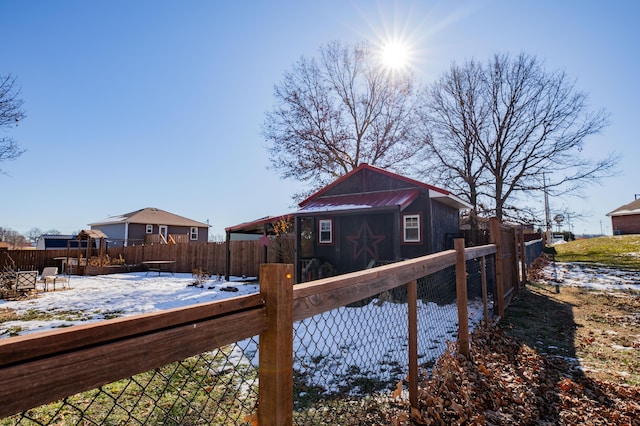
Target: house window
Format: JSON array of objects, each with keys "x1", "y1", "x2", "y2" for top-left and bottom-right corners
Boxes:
[
  {"x1": 318, "y1": 219, "x2": 333, "y2": 244},
  {"x1": 190, "y1": 227, "x2": 198, "y2": 241},
  {"x1": 403, "y1": 214, "x2": 421, "y2": 243},
  {"x1": 146, "y1": 224, "x2": 153, "y2": 234}
]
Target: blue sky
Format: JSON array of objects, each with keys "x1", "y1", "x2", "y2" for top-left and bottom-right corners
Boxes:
[{"x1": 1, "y1": 1, "x2": 638, "y2": 239}]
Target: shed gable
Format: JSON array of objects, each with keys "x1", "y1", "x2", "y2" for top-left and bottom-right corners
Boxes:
[{"x1": 321, "y1": 166, "x2": 417, "y2": 197}]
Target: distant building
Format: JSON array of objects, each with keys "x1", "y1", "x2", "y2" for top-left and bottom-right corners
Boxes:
[
  {"x1": 36, "y1": 234, "x2": 95, "y2": 250},
  {"x1": 89, "y1": 207, "x2": 210, "y2": 246},
  {"x1": 607, "y1": 198, "x2": 640, "y2": 235}
]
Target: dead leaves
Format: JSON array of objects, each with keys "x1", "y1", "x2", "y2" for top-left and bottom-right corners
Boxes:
[{"x1": 407, "y1": 323, "x2": 640, "y2": 425}]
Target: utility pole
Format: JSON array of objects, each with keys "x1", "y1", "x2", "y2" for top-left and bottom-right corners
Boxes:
[{"x1": 543, "y1": 172, "x2": 551, "y2": 245}]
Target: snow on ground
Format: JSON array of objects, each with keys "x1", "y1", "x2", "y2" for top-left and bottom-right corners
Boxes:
[
  {"x1": 293, "y1": 298, "x2": 487, "y2": 395},
  {"x1": 0, "y1": 272, "x2": 259, "y2": 337},
  {"x1": 1, "y1": 270, "x2": 488, "y2": 397},
  {"x1": 540, "y1": 262, "x2": 640, "y2": 291}
]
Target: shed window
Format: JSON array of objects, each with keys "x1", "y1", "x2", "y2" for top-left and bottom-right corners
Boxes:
[
  {"x1": 403, "y1": 214, "x2": 421, "y2": 243},
  {"x1": 146, "y1": 224, "x2": 153, "y2": 234},
  {"x1": 318, "y1": 219, "x2": 333, "y2": 244},
  {"x1": 190, "y1": 227, "x2": 198, "y2": 241}
]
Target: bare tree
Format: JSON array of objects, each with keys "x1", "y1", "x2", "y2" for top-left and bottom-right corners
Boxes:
[
  {"x1": 419, "y1": 53, "x2": 617, "y2": 224},
  {"x1": 0, "y1": 74, "x2": 26, "y2": 173},
  {"x1": 0, "y1": 226, "x2": 26, "y2": 247},
  {"x1": 417, "y1": 59, "x2": 489, "y2": 228},
  {"x1": 26, "y1": 227, "x2": 43, "y2": 244},
  {"x1": 263, "y1": 41, "x2": 424, "y2": 198}
]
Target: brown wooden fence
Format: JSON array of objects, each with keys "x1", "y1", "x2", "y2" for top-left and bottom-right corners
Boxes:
[
  {"x1": 1, "y1": 240, "x2": 294, "y2": 278},
  {"x1": 0, "y1": 230, "x2": 533, "y2": 424},
  {"x1": 489, "y1": 217, "x2": 523, "y2": 317}
]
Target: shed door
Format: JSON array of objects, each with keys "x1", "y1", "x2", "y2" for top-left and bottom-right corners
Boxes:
[{"x1": 340, "y1": 213, "x2": 393, "y2": 273}]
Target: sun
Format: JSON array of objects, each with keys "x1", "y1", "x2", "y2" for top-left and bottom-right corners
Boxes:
[
  {"x1": 376, "y1": 36, "x2": 416, "y2": 73},
  {"x1": 380, "y1": 40, "x2": 410, "y2": 70}
]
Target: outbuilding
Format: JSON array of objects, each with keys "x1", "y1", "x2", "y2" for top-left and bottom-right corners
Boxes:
[
  {"x1": 226, "y1": 164, "x2": 470, "y2": 282},
  {"x1": 607, "y1": 197, "x2": 640, "y2": 235}
]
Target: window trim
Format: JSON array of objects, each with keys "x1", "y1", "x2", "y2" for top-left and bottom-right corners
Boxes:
[
  {"x1": 190, "y1": 227, "x2": 198, "y2": 241},
  {"x1": 318, "y1": 219, "x2": 333, "y2": 244},
  {"x1": 402, "y1": 213, "x2": 422, "y2": 243},
  {"x1": 145, "y1": 224, "x2": 153, "y2": 234}
]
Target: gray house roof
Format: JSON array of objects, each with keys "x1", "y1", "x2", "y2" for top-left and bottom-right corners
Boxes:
[
  {"x1": 606, "y1": 199, "x2": 640, "y2": 217},
  {"x1": 89, "y1": 207, "x2": 210, "y2": 228}
]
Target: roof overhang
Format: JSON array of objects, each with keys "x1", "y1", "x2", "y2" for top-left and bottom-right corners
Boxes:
[
  {"x1": 225, "y1": 214, "x2": 292, "y2": 235},
  {"x1": 607, "y1": 210, "x2": 640, "y2": 217},
  {"x1": 428, "y1": 190, "x2": 473, "y2": 210}
]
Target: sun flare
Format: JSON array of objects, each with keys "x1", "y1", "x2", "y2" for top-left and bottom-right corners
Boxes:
[
  {"x1": 376, "y1": 36, "x2": 416, "y2": 73},
  {"x1": 380, "y1": 40, "x2": 410, "y2": 70}
]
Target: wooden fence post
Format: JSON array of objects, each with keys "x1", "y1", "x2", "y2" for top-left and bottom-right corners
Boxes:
[
  {"x1": 480, "y1": 256, "x2": 489, "y2": 323},
  {"x1": 454, "y1": 238, "x2": 470, "y2": 358},
  {"x1": 489, "y1": 217, "x2": 505, "y2": 318},
  {"x1": 258, "y1": 263, "x2": 294, "y2": 426},
  {"x1": 519, "y1": 228, "x2": 527, "y2": 287},
  {"x1": 511, "y1": 227, "x2": 520, "y2": 296},
  {"x1": 407, "y1": 279, "x2": 418, "y2": 408}
]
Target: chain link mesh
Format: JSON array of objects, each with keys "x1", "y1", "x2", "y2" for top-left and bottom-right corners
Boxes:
[
  {"x1": 291, "y1": 262, "x2": 493, "y2": 425},
  {"x1": 2, "y1": 338, "x2": 259, "y2": 426}
]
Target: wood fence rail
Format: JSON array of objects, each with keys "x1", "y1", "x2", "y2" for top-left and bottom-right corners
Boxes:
[
  {"x1": 1, "y1": 240, "x2": 289, "y2": 278},
  {"x1": 1, "y1": 228, "x2": 527, "y2": 424}
]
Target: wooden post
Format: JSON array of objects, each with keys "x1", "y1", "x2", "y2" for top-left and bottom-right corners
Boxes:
[
  {"x1": 454, "y1": 238, "x2": 470, "y2": 358},
  {"x1": 511, "y1": 227, "x2": 519, "y2": 296},
  {"x1": 480, "y1": 256, "x2": 489, "y2": 323},
  {"x1": 489, "y1": 217, "x2": 505, "y2": 318},
  {"x1": 258, "y1": 263, "x2": 294, "y2": 426},
  {"x1": 224, "y1": 231, "x2": 231, "y2": 281},
  {"x1": 408, "y1": 279, "x2": 418, "y2": 408},
  {"x1": 519, "y1": 228, "x2": 527, "y2": 287},
  {"x1": 262, "y1": 224, "x2": 269, "y2": 264}
]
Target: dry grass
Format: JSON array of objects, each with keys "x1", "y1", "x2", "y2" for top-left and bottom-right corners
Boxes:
[
  {"x1": 554, "y1": 234, "x2": 640, "y2": 269},
  {"x1": 502, "y1": 279, "x2": 640, "y2": 386}
]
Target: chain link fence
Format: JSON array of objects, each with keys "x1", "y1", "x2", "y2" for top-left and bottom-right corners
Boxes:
[
  {"x1": 525, "y1": 239, "x2": 544, "y2": 267},
  {"x1": 3, "y1": 255, "x2": 498, "y2": 425},
  {"x1": 2, "y1": 338, "x2": 260, "y2": 426},
  {"x1": 291, "y1": 262, "x2": 494, "y2": 425}
]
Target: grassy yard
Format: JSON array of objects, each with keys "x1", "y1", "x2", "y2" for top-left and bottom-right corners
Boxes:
[
  {"x1": 553, "y1": 234, "x2": 640, "y2": 269},
  {"x1": 514, "y1": 235, "x2": 640, "y2": 386}
]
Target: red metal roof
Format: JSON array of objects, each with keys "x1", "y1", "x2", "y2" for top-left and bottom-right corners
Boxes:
[
  {"x1": 298, "y1": 163, "x2": 450, "y2": 207},
  {"x1": 298, "y1": 188, "x2": 421, "y2": 213},
  {"x1": 225, "y1": 164, "x2": 471, "y2": 234},
  {"x1": 225, "y1": 189, "x2": 420, "y2": 234}
]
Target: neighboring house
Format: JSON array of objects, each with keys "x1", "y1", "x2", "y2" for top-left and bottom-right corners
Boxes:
[
  {"x1": 89, "y1": 207, "x2": 210, "y2": 246},
  {"x1": 607, "y1": 198, "x2": 640, "y2": 235},
  {"x1": 36, "y1": 234, "x2": 96, "y2": 250},
  {"x1": 226, "y1": 164, "x2": 471, "y2": 282}
]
